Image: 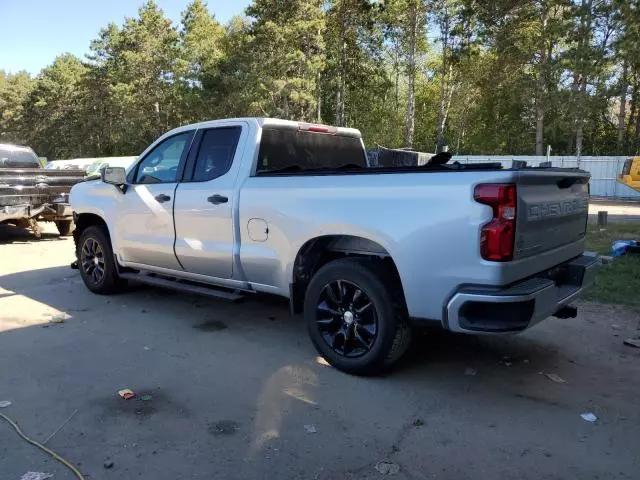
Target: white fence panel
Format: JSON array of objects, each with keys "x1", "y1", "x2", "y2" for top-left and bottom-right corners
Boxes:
[{"x1": 453, "y1": 155, "x2": 640, "y2": 200}]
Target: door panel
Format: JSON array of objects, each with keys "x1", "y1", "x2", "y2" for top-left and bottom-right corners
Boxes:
[
  {"x1": 116, "y1": 131, "x2": 194, "y2": 270},
  {"x1": 115, "y1": 183, "x2": 182, "y2": 270},
  {"x1": 174, "y1": 126, "x2": 244, "y2": 279}
]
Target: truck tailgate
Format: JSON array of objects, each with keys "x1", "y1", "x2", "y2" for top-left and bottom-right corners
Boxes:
[
  {"x1": 0, "y1": 167, "x2": 85, "y2": 206},
  {"x1": 514, "y1": 170, "x2": 590, "y2": 260}
]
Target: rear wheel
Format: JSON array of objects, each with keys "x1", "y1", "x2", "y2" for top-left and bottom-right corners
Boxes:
[
  {"x1": 55, "y1": 219, "x2": 74, "y2": 236},
  {"x1": 77, "y1": 226, "x2": 124, "y2": 294},
  {"x1": 304, "y1": 258, "x2": 411, "y2": 375}
]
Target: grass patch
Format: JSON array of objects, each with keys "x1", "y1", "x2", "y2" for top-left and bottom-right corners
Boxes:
[
  {"x1": 586, "y1": 223, "x2": 640, "y2": 254},
  {"x1": 585, "y1": 223, "x2": 640, "y2": 307}
]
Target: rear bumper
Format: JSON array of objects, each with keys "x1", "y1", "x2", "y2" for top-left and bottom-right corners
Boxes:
[
  {"x1": 445, "y1": 254, "x2": 599, "y2": 334},
  {"x1": 0, "y1": 203, "x2": 72, "y2": 223},
  {"x1": 0, "y1": 204, "x2": 31, "y2": 223}
]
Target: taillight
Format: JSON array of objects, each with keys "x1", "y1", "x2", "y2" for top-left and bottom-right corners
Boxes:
[{"x1": 474, "y1": 183, "x2": 517, "y2": 262}]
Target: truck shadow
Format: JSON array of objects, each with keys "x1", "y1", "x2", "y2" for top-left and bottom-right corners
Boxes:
[
  {"x1": 0, "y1": 262, "x2": 563, "y2": 384},
  {"x1": 0, "y1": 223, "x2": 64, "y2": 244}
]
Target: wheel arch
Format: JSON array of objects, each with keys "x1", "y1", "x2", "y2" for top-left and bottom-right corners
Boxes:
[
  {"x1": 289, "y1": 234, "x2": 406, "y2": 314},
  {"x1": 73, "y1": 212, "x2": 111, "y2": 254}
]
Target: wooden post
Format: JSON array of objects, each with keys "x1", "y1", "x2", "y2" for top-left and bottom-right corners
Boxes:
[{"x1": 597, "y1": 211, "x2": 608, "y2": 227}]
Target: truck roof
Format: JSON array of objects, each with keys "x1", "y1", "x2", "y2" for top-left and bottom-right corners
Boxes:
[
  {"x1": 0, "y1": 143, "x2": 36, "y2": 153},
  {"x1": 172, "y1": 118, "x2": 363, "y2": 139}
]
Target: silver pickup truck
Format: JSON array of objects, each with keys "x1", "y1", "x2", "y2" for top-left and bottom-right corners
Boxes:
[{"x1": 70, "y1": 118, "x2": 598, "y2": 375}]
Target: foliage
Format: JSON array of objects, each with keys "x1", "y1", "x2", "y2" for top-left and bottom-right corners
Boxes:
[{"x1": 1, "y1": 0, "x2": 640, "y2": 158}]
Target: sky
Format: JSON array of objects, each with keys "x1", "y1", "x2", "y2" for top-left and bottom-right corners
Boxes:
[{"x1": 0, "y1": 0, "x2": 250, "y2": 75}]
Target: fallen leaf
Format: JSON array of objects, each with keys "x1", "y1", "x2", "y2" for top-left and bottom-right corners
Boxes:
[
  {"x1": 544, "y1": 373, "x2": 567, "y2": 384},
  {"x1": 375, "y1": 461, "x2": 400, "y2": 475}
]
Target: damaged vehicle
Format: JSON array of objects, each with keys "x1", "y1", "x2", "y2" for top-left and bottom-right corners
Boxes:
[{"x1": 0, "y1": 144, "x2": 85, "y2": 237}]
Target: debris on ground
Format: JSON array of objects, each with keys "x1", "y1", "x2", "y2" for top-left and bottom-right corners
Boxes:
[
  {"x1": 544, "y1": 373, "x2": 567, "y2": 384},
  {"x1": 304, "y1": 424, "x2": 317, "y2": 433},
  {"x1": 208, "y1": 420, "x2": 239, "y2": 436},
  {"x1": 612, "y1": 240, "x2": 639, "y2": 257},
  {"x1": 0, "y1": 400, "x2": 11, "y2": 408},
  {"x1": 103, "y1": 460, "x2": 114, "y2": 469},
  {"x1": 20, "y1": 473, "x2": 54, "y2": 480},
  {"x1": 193, "y1": 320, "x2": 228, "y2": 332},
  {"x1": 118, "y1": 389, "x2": 135, "y2": 400},
  {"x1": 49, "y1": 313, "x2": 69, "y2": 324},
  {"x1": 375, "y1": 461, "x2": 401, "y2": 475},
  {"x1": 600, "y1": 255, "x2": 614, "y2": 265},
  {"x1": 465, "y1": 368, "x2": 477, "y2": 376},
  {"x1": 43, "y1": 409, "x2": 79, "y2": 445},
  {"x1": 623, "y1": 338, "x2": 640, "y2": 349},
  {"x1": 580, "y1": 412, "x2": 597, "y2": 423}
]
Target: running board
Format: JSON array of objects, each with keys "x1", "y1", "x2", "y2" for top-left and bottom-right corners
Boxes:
[{"x1": 119, "y1": 273, "x2": 245, "y2": 302}]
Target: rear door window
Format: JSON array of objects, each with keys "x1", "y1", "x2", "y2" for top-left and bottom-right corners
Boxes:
[
  {"x1": 10, "y1": 149, "x2": 40, "y2": 168},
  {"x1": 256, "y1": 128, "x2": 366, "y2": 174},
  {"x1": 190, "y1": 127, "x2": 242, "y2": 182}
]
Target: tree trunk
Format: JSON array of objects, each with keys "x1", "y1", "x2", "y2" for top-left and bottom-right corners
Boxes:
[
  {"x1": 628, "y1": 80, "x2": 638, "y2": 138},
  {"x1": 404, "y1": 1, "x2": 417, "y2": 149},
  {"x1": 335, "y1": 12, "x2": 346, "y2": 127},
  {"x1": 535, "y1": 6, "x2": 548, "y2": 156},
  {"x1": 436, "y1": 9, "x2": 450, "y2": 152},
  {"x1": 576, "y1": 79, "x2": 587, "y2": 158},
  {"x1": 317, "y1": 71, "x2": 322, "y2": 123},
  {"x1": 617, "y1": 61, "x2": 628, "y2": 152},
  {"x1": 574, "y1": 0, "x2": 593, "y2": 158}
]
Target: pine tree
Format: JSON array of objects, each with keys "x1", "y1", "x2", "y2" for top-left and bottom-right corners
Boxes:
[{"x1": 245, "y1": 0, "x2": 325, "y2": 120}]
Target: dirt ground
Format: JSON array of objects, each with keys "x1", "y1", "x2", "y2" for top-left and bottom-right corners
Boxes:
[
  {"x1": 1, "y1": 223, "x2": 639, "y2": 480},
  {"x1": 589, "y1": 200, "x2": 640, "y2": 223}
]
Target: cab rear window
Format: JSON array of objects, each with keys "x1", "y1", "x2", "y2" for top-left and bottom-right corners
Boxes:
[
  {"x1": 0, "y1": 147, "x2": 40, "y2": 168},
  {"x1": 256, "y1": 127, "x2": 366, "y2": 174}
]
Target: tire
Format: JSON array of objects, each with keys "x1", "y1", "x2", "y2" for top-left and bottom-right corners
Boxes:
[
  {"x1": 304, "y1": 258, "x2": 412, "y2": 375},
  {"x1": 77, "y1": 225, "x2": 123, "y2": 294},
  {"x1": 55, "y1": 219, "x2": 74, "y2": 236}
]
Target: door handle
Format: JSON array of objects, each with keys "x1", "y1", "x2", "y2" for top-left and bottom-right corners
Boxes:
[
  {"x1": 154, "y1": 194, "x2": 171, "y2": 203},
  {"x1": 207, "y1": 194, "x2": 228, "y2": 205}
]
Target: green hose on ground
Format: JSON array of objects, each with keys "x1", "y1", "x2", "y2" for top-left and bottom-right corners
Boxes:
[{"x1": 0, "y1": 411, "x2": 86, "y2": 480}]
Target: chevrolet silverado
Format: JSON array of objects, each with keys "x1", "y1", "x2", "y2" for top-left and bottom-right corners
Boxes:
[{"x1": 70, "y1": 118, "x2": 598, "y2": 374}]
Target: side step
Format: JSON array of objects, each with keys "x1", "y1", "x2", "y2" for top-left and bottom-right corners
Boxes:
[{"x1": 119, "y1": 273, "x2": 246, "y2": 302}]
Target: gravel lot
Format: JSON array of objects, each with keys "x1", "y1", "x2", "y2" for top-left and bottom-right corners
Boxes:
[{"x1": 1, "y1": 223, "x2": 639, "y2": 480}]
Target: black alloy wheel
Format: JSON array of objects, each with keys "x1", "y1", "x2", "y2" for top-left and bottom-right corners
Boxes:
[
  {"x1": 81, "y1": 237, "x2": 106, "y2": 286},
  {"x1": 304, "y1": 258, "x2": 412, "y2": 375},
  {"x1": 315, "y1": 280, "x2": 378, "y2": 358}
]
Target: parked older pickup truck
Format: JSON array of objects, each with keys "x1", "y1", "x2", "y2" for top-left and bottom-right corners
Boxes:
[
  {"x1": 1, "y1": 144, "x2": 85, "y2": 237},
  {"x1": 70, "y1": 118, "x2": 598, "y2": 374}
]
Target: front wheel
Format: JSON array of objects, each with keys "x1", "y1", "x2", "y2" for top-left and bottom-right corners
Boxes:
[
  {"x1": 304, "y1": 258, "x2": 412, "y2": 376},
  {"x1": 77, "y1": 226, "x2": 124, "y2": 294}
]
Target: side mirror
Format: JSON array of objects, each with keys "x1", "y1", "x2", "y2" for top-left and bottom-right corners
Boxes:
[{"x1": 101, "y1": 166, "x2": 127, "y2": 186}]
